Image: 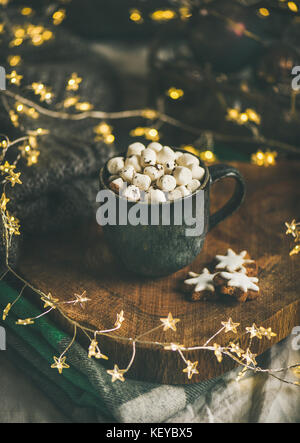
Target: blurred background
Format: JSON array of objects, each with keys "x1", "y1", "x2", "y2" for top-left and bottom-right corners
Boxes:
[{"x1": 1, "y1": 0, "x2": 300, "y2": 164}]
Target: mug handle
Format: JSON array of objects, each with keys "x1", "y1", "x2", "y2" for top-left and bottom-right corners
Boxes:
[{"x1": 208, "y1": 164, "x2": 246, "y2": 230}]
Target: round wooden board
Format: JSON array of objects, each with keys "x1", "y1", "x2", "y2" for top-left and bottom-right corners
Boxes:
[{"x1": 19, "y1": 162, "x2": 300, "y2": 384}]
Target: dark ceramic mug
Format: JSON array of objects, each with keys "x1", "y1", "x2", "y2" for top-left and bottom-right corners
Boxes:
[{"x1": 98, "y1": 150, "x2": 245, "y2": 277}]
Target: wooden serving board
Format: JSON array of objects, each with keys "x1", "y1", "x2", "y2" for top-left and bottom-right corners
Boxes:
[{"x1": 19, "y1": 162, "x2": 300, "y2": 384}]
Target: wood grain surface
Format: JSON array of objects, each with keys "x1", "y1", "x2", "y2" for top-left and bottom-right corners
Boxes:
[{"x1": 19, "y1": 162, "x2": 300, "y2": 384}]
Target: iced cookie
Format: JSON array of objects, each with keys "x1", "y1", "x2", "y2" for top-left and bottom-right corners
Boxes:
[
  {"x1": 215, "y1": 249, "x2": 257, "y2": 276},
  {"x1": 184, "y1": 268, "x2": 216, "y2": 301},
  {"x1": 213, "y1": 271, "x2": 260, "y2": 302}
]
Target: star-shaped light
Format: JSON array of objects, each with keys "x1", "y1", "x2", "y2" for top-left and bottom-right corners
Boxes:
[
  {"x1": 259, "y1": 327, "x2": 277, "y2": 340},
  {"x1": 27, "y1": 150, "x2": 40, "y2": 166},
  {"x1": 6, "y1": 70, "x2": 23, "y2": 86},
  {"x1": 88, "y1": 339, "x2": 108, "y2": 360},
  {"x1": 16, "y1": 318, "x2": 34, "y2": 325},
  {"x1": 290, "y1": 245, "x2": 300, "y2": 256},
  {"x1": 0, "y1": 161, "x2": 15, "y2": 174},
  {"x1": 236, "y1": 367, "x2": 248, "y2": 382},
  {"x1": 245, "y1": 323, "x2": 262, "y2": 339},
  {"x1": 2, "y1": 303, "x2": 11, "y2": 321},
  {"x1": 285, "y1": 220, "x2": 298, "y2": 238},
  {"x1": 51, "y1": 356, "x2": 70, "y2": 374},
  {"x1": 182, "y1": 360, "x2": 199, "y2": 379},
  {"x1": 74, "y1": 290, "x2": 90, "y2": 309},
  {"x1": 41, "y1": 292, "x2": 59, "y2": 309},
  {"x1": 66, "y1": 73, "x2": 82, "y2": 91},
  {"x1": 0, "y1": 193, "x2": 9, "y2": 211},
  {"x1": 115, "y1": 310, "x2": 125, "y2": 328},
  {"x1": 229, "y1": 342, "x2": 244, "y2": 358},
  {"x1": 160, "y1": 313, "x2": 180, "y2": 332},
  {"x1": 164, "y1": 343, "x2": 185, "y2": 351},
  {"x1": 242, "y1": 348, "x2": 257, "y2": 366},
  {"x1": 107, "y1": 364, "x2": 126, "y2": 383},
  {"x1": 221, "y1": 318, "x2": 240, "y2": 334},
  {"x1": 6, "y1": 171, "x2": 22, "y2": 187},
  {"x1": 213, "y1": 343, "x2": 223, "y2": 363},
  {"x1": 4, "y1": 212, "x2": 20, "y2": 236}
]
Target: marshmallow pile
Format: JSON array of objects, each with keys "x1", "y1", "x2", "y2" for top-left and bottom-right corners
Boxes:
[{"x1": 106, "y1": 142, "x2": 205, "y2": 203}]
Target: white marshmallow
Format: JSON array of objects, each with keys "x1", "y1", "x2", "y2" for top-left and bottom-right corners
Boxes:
[
  {"x1": 109, "y1": 177, "x2": 124, "y2": 193},
  {"x1": 122, "y1": 185, "x2": 140, "y2": 202},
  {"x1": 168, "y1": 189, "x2": 183, "y2": 201},
  {"x1": 156, "y1": 146, "x2": 175, "y2": 165},
  {"x1": 187, "y1": 179, "x2": 201, "y2": 193},
  {"x1": 144, "y1": 166, "x2": 161, "y2": 182},
  {"x1": 147, "y1": 142, "x2": 162, "y2": 152},
  {"x1": 141, "y1": 148, "x2": 157, "y2": 167},
  {"x1": 127, "y1": 142, "x2": 145, "y2": 157},
  {"x1": 157, "y1": 174, "x2": 176, "y2": 192},
  {"x1": 176, "y1": 185, "x2": 191, "y2": 197},
  {"x1": 173, "y1": 166, "x2": 193, "y2": 186},
  {"x1": 177, "y1": 153, "x2": 199, "y2": 167},
  {"x1": 107, "y1": 156, "x2": 125, "y2": 175},
  {"x1": 175, "y1": 151, "x2": 183, "y2": 161},
  {"x1": 119, "y1": 166, "x2": 135, "y2": 183},
  {"x1": 132, "y1": 173, "x2": 151, "y2": 191},
  {"x1": 188, "y1": 164, "x2": 205, "y2": 181},
  {"x1": 164, "y1": 160, "x2": 176, "y2": 174},
  {"x1": 148, "y1": 189, "x2": 166, "y2": 203},
  {"x1": 125, "y1": 155, "x2": 142, "y2": 172}
]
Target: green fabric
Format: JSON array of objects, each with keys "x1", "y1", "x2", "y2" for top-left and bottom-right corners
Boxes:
[{"x1": 0, "y1": 281, "x2": 221, "y2": 423}]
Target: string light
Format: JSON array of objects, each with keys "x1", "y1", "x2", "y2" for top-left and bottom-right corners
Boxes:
[
  {"x1": 66, "y1": 73, "x2": 82, "y2": 91},
  {"x1": 141, "y1": 109, "x2": 158, "y2": 120},
  {"x1": 258, "y1": 8, "x2": 270, "y2": 17},
  {"x1": 7, "y1": 55, "x2": 22, "y2": 67},
  {"x1": 94, "y1": 121, "x2": 115, "y2": 145},
  {"x1": 179, "y1": 7, "x2": 192, "y2": 21},
  {"x1": 51, "y1": 356, "x2": 70, "y2": 374},
  {"x1": 0, "y1": 6, "x2": 299, "y2": 388},
  {"x1": 227, "y1": 107, "x2": 261, "y2": 126},
  {"x1": 221, "y1": 318, "x2": 240, "y2": 334},
  {"x1": 0, "y1": 193, "x2": 9, "y2": 211},
  {"x1": 107, "y1": 365, "x2": 126, "y2": 382},
  {"x1": 63, "y1": 96, "x2": 79, "y2": 108},
  {"x1": 150, "y1": 9, "x2": 176, "y2": 22},
  {"x1": 285, "y1": 219, "x2": 300, "y2": 256},
  {"x1": 251, "y1": 150, "x2": 277, "y2": 167},
  {"x1": 21, "y1": 7, "x2": 33, "y2": 16},
  {"x1": 213, "y1": 343, "x2": 223, "y2": 363},
  {"x1": 52, "y1": 9, "x2": 66, "y2": 26},
  {"x1": 73, "y1": 291, "x2": 90, "y2": 309},
  {"x1": 2, "y1": 303, "x2": 11, "y2": 321},
  {"x1": 182, "y1": 360, "x2": 199, "y2": 379},
  {"x1": 160, "y1": 313, "x2": 180, "y2": 331},
  {"x1": 16, "y1": 318, "x2": 34, "y2": 325},
  {"x1": 246, "y1": 323, "x2": 263, "y2": 339},
  {"x1": 288, "y1": 2, "x2": 298, "y2": 12},
  {"x1": 129, "y1": 126, "x2": 160, "y2": 141},
  {"x1": 229, "y1": 342, "x2": 244, "y2": 358},
  {"x1": 75, "y1": 101, "x2": 94, "y2": 111},
  {"x1": 285, "y1": 219, "x2": 300, "y2": 239},
  {"x1": 6, "y1": 171, "x2": 22, "y2": 187},
  {"x1": 31, "y1": 82, "x2": 53, "y2": 103},
  {"x1": 41, "y1": 293, "x2": 59, "y2": 309},
  {"x1": 167, "y1": 87, "x2": 184, "y2": 100},
  {"x1": 129, "y1": 9, "x2": 143, "y2": 23}
]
